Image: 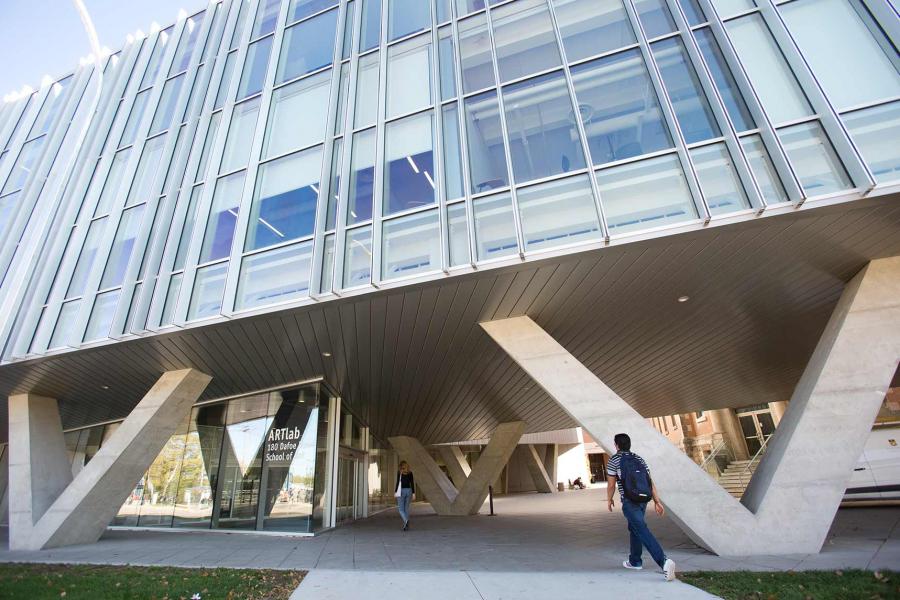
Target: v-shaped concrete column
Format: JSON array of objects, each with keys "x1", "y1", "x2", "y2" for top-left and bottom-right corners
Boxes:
[
  {"x1": 482, "y1": 257, "x2": 900, "y2": 556},
  {"x1": 390, "y1": 421, "x2": 525, "y2": 516},
  {"x1": 437, "y1": 445, "x2": 471, "y2": 488},
  {"x1": 8, "y1": 368, "x2": 211, "y2": 550},
  {"x1": 524, "y1": 444, "x2": 556, "y2": 493}
]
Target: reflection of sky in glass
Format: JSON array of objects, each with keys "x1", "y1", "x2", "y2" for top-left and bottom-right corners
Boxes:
[
  {"x1": 226, "y1": 416, "x2": 273, "y2": 475},
  {"x1": 285, "y1": 407, "x2": 318, "y2": 486}
]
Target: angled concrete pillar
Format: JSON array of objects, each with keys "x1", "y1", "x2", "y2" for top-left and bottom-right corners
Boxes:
[
  {"x1": 8, "y1": 368, "x2": 211, "y2": 550},
  {"x1": 524, "y1": 444, "x2": 555, "y2": 493},
  {"x1": 0, "y1": 444, "x2": 9, "y2": 525},
  {"x1": 481, "y1": 257, "x2": 900, "y2": 556},
  {"x1": 545, "y1": 443, "x2": 558, "y2": 485},
  {"x1": 390, "y1": 421, "x2": 525, "y2": 516},
  {"x1": 437, "y1": 445, "x2": 471, "y2": 487}
]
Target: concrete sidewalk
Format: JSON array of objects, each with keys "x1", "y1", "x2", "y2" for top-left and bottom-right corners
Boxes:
[{"x1": 291, "y1": 569, "x2": 719, "y2": 600}]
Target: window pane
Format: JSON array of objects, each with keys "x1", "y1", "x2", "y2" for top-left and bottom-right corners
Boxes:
[
  {"x1": 28, "y1": 76, "x2": 72, "y2": 139},
  {"x1": 459, "y1": 14, "x2": 494, "y2": 94},
  {"x1": 1, "y1": 136, "x2": 46, "y2": 195},
  {"x1": 141, "y1": 27, "x2": 173, "y2": 88},
  {"x1": 844, "y1": 102, "x2": 900, "y2": 184},
  {"x1": 252, "y1": 0, "x2": 281, "y2": 38},
  {"x1": 382, "y1": 210, "x2": 441, "y2": 279},
  {"x1": 740, "y1": 134, "x2": 787, "y2": 204},
  {"x1": 690, "y1": 142, "x2": 749, "y2": 215},
  {"x1": 101, "y1": 205, "x2": 146, "y2": 288},
  {"x1": 126, "y1": 281, "x2": 144, "y2": 332},
  {"x1": 473, "y1": 192, "x2": 517, "y2": 260},
  {"x1": 492, "y1": 0, "x2": 561, "y2": 83},
  {"x1": 780, "y1": 0, "x2": 900, "y2": 111},
  {"x1": 465, "y1": 91, "x2": 509, "y2": 193},
  {"x1": 694, "y1": 28, "x2": 754, "y2": 132},
  {"x1": 188, "y1": 262, "x2": 228, "y2": 319},
  {"x1": 634, "y1": 0, "x2": 676, "y2": 39},
  {"x1": 596, "y1": 153, "x2": 697, "y2": 234},
  {"x1": 456, "y1": 0, "x2": 487, "y2": 16},
  {"x1": 354, "y1": 53, "x2": 380, "y2": 128},
  {"x1": 334, "y1": 63, "x2": 350, "y2": 135},
  {"x1": 49, "y1": 300, "x2": 82, "y2": 349},
  {"x1": 342, "y1": 0, "x2": 355, "y2": 59},
  {"x1": 126, "y1": 135, "x2": 167, "y2": 207},
  {"x1": 84, "y1": 290, "x2": 121, "y2": 342},
  {"x1": 726, "y1": 14, "x2": 812, "y2": 125},
  {"x1": 238, "y1": 36, "x2": 274, "y2": 99},
  {"x1": 277, "y1": 9, "x2": 339, "y2": 84},
  {"x1": 150, "y1": 74, "x2": 186, "y2": 135},
  {"x1": 120, "y1": 90, "x2": 151, "y2": 147},
  {"x1": 0, "y1": 191, "x2": 20, "y2": 240},
  {"x1": 246, "y1": 146, "x2": 322, "y2": 251},
  {"x1": 447, "y1": 203, "x2": 469, "y2": 266},
  {"x1": 502, "y1": 71, "x2": 586, "y2": 183},
  {"x1": 162, "y1": 126, "x2": 188, "y2": 191},
  {"x1": 236, "y1": 242, "x2": 312, "y2": 309},
  {"x1": 326, "y1": 138, "x2": 342, "y2": 229},
  {"x1": 161, "y1": 273, "x2": 182, "y2": 326},
  {"x1": 220, "y1": 97, "x2": 260, "y2": 173},
  {"x1": 709, "y1": 0, "x2": 755, "y2": 18},
  {"x1": 518, "y1": 175, "x2": 601, "y2": 250},
  {"x1": 94, "y1": 148, "x2": 131, "y2": 216},
  {"x1": 195, "y1": 113, "x2": 221, "y2": 182},
  {"x1": 264, "y1": 70, "x2": 331, "y2": 158},
  {"x1": 679, "y1": 0, "x2": 705, "y2": 26},
  {"x1": 215, "y1": 51, "x2": 238, "y2": 110},
  {"x1": 67, "y1": 217, "x2": 108, "y2": 298},
  {"x1": 778, "y1": 122, "x2": 852, "y2": 197},
  {"x1": 389, "y1": 0, "x2": 430, "y2": 42},
  {"x1": 175, "y1": 184, "x2": 204, "y2": 270},
  {"x1": 172, "y1": 405, "x2": 225, "y2": 528},
  {"x1": 552, "y1": 0, "x2": 635, "y2": 63},
  {"x1": 360, "y1": 0, "x2": 382, "y2": 51},
  {"x1": 438, "y1": 27, "x2": 456, "y2": 101},
  {"x1": 571, "y1": 49, "x2": 672, "y2": 166},
  {"x1": 290, "y1": 0, "x2": 338, "y2": 22},
  {"x1": 201, "y1": 171, "x2": 245, "y2": 262},
  {"x1": 652, "y1": 37, "x2": 720, "y2": 144},
  {"x1": 170, "y1": 12, "x2": 204, "y2": 75},
  {"x1": 442, "y1": 103, "x2": 465, "y2": 201},
  {"x1": 384, "y1": 112, "x2": 436, "y2": 215},
  {"x1": 320, "y1": 233, "x2": 335, "y2": 291},
  {"x1": 343, "y1": 226, "x2": 372, "y2": 287},
  {"x1": 231, "y1": 0, "x2": 250, "y2": 49},
  {"x1": 348, "y1": 129, "x2": 376, "y2": 224},
  {"x1": 437, "y1": 0, "x2": 450, "y2": 22},
  {"x1": 387, "y1": 35, "x2": 432, "y2": 118}
]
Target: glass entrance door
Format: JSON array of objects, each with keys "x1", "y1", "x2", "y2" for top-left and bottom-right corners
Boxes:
[
  {"x1": 739, "y1": 411, "x2": 777, "y2": 455},
  {"x1": 335, "y1": 447, "x2": 364, "y2": 525}
]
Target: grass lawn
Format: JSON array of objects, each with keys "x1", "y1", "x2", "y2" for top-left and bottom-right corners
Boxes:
[
  {"x1": 0, "y1": 563, "x2": 304, "y2": 600},
  {"x1": 681, "y1": 569, "x2": 900, "y2": 600}
]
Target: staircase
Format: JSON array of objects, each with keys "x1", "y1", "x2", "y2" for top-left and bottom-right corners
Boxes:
[{"x1": 717, "y1": 459, "x2": 759, "y2": 497}]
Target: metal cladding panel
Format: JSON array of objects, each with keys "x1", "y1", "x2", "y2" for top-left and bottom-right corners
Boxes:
[{"x1": 1, "y1": 194, "x2": 900, "y2": 444}]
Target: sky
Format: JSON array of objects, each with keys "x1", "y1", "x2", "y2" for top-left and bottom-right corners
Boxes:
[{"x1": 0, "y1": 0, "x2": 210, "y2": 95}]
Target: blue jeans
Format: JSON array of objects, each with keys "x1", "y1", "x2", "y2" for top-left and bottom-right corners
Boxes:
[
  {"x1": 397, "y1": 488, "x2": 412, "y2": 523},
  {"x1": 621, "y1": 498, "x2": 666, "y2": 568}
]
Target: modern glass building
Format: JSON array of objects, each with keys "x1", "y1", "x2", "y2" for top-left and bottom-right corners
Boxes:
[{"x1": 0, "y1": 0, "x2": 899, "y2": 541}]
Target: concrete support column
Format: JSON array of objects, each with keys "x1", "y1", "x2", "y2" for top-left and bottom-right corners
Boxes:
[
  {"x1": 437, "y1": 445, "x2": 471, "y2": 488},
  {"x1": 768, "y1": 401, "x2": 789, "y2": 426},
  {"x1": 481, "y1": 257, "x2": 900, "y2": 556},
  {"x1": 708, "y1": 408, "x2": 750, "y2": 460},
  {"x1": 544, "y1": 443, "x2": 558, "y2": 486},
  {"x1": 8, "y1": 368, "x2": 211, "y2": 550},
  {"x1": 524, "y1": 444, "x2": 555, "y2": 493},
  {"x1": 390, "y1": 421, "x2": 525, "y2": 515},
  {"x1": 0, "y1": 444, "x2": 9, "y2": 525}
]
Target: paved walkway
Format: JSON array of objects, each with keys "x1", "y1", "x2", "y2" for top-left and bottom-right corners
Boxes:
[{"x1": 2, "y1": 489, "x2": 898, "y2": 598}]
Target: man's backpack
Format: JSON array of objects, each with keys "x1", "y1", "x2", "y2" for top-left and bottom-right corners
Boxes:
[{"x1": 619, "y1": 453, "x2": 653, "y2": 503}]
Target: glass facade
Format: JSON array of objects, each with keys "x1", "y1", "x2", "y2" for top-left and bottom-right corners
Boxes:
[
  {"x1": 66, "y1": 381, "x2": 388, "y2": 534},
  {"x1": 0, "y1": 0, "x2": 897, "y2": 361}
]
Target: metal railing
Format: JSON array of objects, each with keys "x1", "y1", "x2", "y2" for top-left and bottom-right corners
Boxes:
[
  {"x1": 738, "y1": 434, "x2": 773, "y2": 488},
  {"x1": 699, "y1": 438, "x2": 730, "y2": 478}
]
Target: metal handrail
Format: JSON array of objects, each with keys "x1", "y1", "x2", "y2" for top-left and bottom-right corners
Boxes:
[
  {"x1": 738, "y1": 434, "x2": 773, "y2": 487},
  {"x1": 699, "y1": 439, "x2": 728, "y2": 476}
]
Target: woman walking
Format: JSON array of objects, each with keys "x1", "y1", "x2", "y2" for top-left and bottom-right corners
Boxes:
[{"x1": 395, "y1": 461, "x2": 415, "y2": 530}]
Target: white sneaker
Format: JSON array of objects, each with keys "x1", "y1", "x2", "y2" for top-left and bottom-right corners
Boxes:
[
  {"x1": 663, "y1": 558, "x2": 676, "y2": 581},
  {"x1": 622, "y1": 560, "x2": 642, "y2": 570}
]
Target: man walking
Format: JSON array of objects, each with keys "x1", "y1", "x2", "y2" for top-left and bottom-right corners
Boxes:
[{"x1": 607, "y1": 433, "x2": 676, "y2": 581}]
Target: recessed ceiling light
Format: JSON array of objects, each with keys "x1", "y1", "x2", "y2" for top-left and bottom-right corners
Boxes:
[
  {"x1": 322, "y1": 352, "x2": 332, "y2": 357},
  {"x1": 677, "y1": 295, "x2": 690, "y2": 303},
  {"x1": 101, "y1": 385, "x2": 110, "y2": 390}
]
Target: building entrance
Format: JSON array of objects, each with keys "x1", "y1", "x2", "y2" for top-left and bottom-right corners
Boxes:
[
  {"x1": 738, "y1": 407, "x2": 777, "y2": 455},
  {"x1": 336, "y1": 447, "x2": 366, "y2": 525}
]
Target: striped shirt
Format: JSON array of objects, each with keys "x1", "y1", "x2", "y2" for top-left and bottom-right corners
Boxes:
[{"x1": 607, "y1": 451, "x2": 650, "y2": 501}]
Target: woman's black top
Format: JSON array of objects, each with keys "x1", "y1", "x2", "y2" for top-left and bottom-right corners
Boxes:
[{"x1": 396, "y1": 471, "x2": 415, "y2": 493}]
